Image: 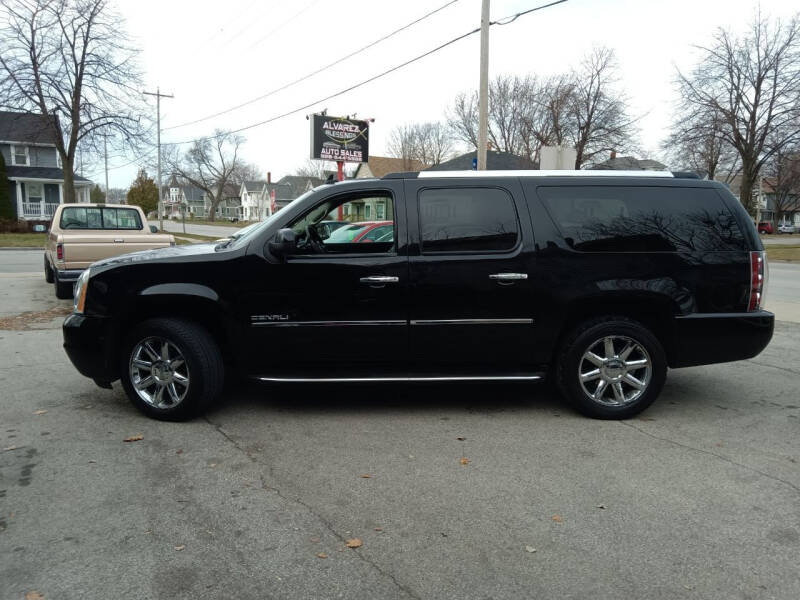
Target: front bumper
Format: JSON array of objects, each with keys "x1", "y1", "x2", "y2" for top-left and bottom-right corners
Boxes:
[
  {"x1": 668, "y1": 311, "x2": 774, "y2": 368},
  {"x1": 63, "y1": 313, "x2": 120, "y2": 383}
]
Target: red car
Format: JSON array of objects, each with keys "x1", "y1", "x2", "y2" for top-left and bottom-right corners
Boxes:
[
  {"x1": 324, "y1": 221, "x2": 394, "y2": 244},
  {"x1": 757, "y1": 221, "x2": 774, "y2": 234}
]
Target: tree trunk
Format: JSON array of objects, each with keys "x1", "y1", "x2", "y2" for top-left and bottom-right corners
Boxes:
[
  {"x1": 207, "y1": 196, "x2": 221, "y2": 221},
  {"x1": 739, "y1": 160, "x2": 758, "y2": 215},
  {"x1": 62, "y1": 157, "x2": 75, "y2": 203}
]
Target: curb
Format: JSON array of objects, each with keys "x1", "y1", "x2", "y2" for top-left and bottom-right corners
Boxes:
[{"x1": 0, "y1": 247, "x2": 43, "y2": 251}]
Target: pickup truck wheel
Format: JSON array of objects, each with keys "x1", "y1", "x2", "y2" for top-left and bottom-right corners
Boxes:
[
  {"x1": 120, "y1": 319, "x2": 224, "y2": 421},
  {"x1": 556, "y1": 317, "x2": 666, "y2": 419},
  {"x1": 54, "y1": 271, "x2": 73, "y2": 299},
  {"x1": 44, "y1": 257, "x2": 54, "y2": 283}
]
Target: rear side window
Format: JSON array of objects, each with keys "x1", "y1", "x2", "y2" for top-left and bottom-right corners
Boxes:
[
  {"x1": 419, "y1": 187, "x2": 519, "y2": 253},
  {"x1": 60, "y1": 207, "x2": 143, "y2": 230},
  {"x1": 538, "y1": 186, "x2": 747, "y2": 252}
]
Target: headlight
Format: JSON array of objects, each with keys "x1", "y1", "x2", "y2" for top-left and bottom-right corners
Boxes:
[{"x1": 74, "y1": 269, "x2": 91, "y2": 313}]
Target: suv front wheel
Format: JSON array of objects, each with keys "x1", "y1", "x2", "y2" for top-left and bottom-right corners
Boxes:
[
  {"x1": 120, "y1": 318, "x2": 224, "y2": 421},
  {"x1": 556, "y1": 317, "x2": 667, "y2": 419}
]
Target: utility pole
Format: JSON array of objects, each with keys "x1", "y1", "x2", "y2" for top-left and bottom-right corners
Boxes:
[
  {"x1": 143, "y1": 87, "x2": 174, "y2": 231},
  {"x1": 103, "y1": 134, "x2": 109, "y2": 202},
  {"x1": 477, "y1": 0, "x2": 490, "y2": 170}
]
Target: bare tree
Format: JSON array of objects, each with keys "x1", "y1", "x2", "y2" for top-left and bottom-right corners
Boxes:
[
  {"x1": 387, "y1": 122, "x2": 454, "y2": 167},
  {"x1": 164, "y1": 131, "x2": 245, "y2": 221},
  {"x1": 293, "y1": 159, "x2": 327, "y2": 179},
  {"x1": 664, "y1": 105, "x2": 740, "y2": 181},
  {"x1": 230, "y1": 162, "x2": 263, "y2": 184},
  {"x1": 765, "y1": 149, "x2": 800, "y2": 226},
  {"x1": 568, "y1": 47, "x2": 636, "y2": 168},
  {"x1": 676, "y1": 12, "x2": 800, "y2": 212},
  {"x1": 0, "y1": 0, "x2": 147, "y2": 202}
]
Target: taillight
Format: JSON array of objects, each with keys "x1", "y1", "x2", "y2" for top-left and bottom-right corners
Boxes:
[
  {"x1": 748, "y1": 251, "x2": 766, "y2": 311},
  {"x1": 56, "y1": 243, "x2": 64, "y2": 261}
]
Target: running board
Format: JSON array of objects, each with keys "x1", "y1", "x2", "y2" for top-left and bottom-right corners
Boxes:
[{"x1": 255, "y1": 374, "x2": 544, "y2": 383}]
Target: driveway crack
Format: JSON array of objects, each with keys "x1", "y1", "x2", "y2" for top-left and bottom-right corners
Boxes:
[
  {"x1": 618, "y1": 421, "x2": 800, "y2": 495},
  {"x1": 204, "y1": 416, "x2": 420, "y2": 600}
]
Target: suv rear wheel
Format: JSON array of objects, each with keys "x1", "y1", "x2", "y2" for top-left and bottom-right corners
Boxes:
[
  {"x1": 120, "y1": 318, "x2": 224, "y2": 421},
  {"x1": 556, "y1": 317, "x2": 666, "y2": 419}
]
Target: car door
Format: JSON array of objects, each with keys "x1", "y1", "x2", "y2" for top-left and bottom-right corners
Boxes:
[
  {"x1": 405, "y1": 177, "x2": 539, "y2": 376},
  {"x1": 243, "y1": 182, "x2": 409, "y2": 378}
]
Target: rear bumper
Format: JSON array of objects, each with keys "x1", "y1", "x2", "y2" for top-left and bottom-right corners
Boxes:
[
  {"x1": 668, "y1": 311, "x2": 774, "y2": 368},
  {"x1": 62, "y1": 313, "x2": 120, "y2": 383},
  {"x1": 56, "y1": 268, "x2": 84, "y2": 282}
]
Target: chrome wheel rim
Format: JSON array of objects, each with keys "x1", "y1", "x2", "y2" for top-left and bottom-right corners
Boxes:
[
  {"x1": 578, "y1": 335, "x2": 651, "y2": 406},
  {"x1": 129, "y1": 336, "x2": 190, "y2": 409}
]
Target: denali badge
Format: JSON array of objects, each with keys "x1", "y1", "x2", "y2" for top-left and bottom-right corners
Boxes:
[{"x1": 251, "y1": 314, "x2": 290, "y2": 323}]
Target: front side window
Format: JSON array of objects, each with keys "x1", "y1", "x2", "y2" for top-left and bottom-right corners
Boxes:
[
  {"x1": 287, "y1": 191, "x2": 396, "y2": 255},
  {"x1": 60, "y1": 207, "x2": 143, "y2": 230},
  {"x1": 419, "y1": 187, "x2": 519, "y2": 253},
  {"x1": 537, "y1": 186, "x2": 747, "y2": 252}
]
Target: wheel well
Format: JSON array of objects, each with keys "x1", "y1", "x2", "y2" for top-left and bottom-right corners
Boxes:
[
  {"x1": 554, "y1": 298, "x2": 677, "y2": 365},
  {"x1": 118, "y1": 297, "x2": 236, "y2": 369}
]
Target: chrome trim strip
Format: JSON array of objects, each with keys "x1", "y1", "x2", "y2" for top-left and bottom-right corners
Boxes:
[
  {"x1": 257, "y1": 375, "x2": 543, "y2": 383},
  {"x1": 252, "y1": 320, "x2": 406, "y2": 327},
  {"x1": 410, "y1": 318, "x2": 533, "y2": 326}
]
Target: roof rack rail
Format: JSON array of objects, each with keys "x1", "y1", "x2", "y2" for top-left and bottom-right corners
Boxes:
[{"x1": 383, "y1": 170, "x2": 675, "y2": 179}]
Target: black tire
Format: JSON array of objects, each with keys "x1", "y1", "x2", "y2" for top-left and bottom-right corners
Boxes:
[
  {"x1": 44, "y1": 256, "x2": 54, "y2": 283},
  {"x1": 54, "y1": 270, "x2": 73, "y2": 299},
  {"x1": 556, "y1": 316, "x2": 667, "y2": 419},
  {"x1": 119, "y1": 318, "x2": 224, "y2": 421}
]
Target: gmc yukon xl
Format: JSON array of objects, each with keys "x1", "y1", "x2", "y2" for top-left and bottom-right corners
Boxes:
[{"x1": 62, "y1": 171, "x2": 773, "y2": 421}]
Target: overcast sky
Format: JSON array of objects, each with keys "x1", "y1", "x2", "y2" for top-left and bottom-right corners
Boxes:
[{"x1": 91, "y1": 0, "x2": 798, "y2": 188}]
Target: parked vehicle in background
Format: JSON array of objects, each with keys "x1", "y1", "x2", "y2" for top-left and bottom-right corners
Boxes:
[
  {"x1": 777, "y1": 222, "x2": 795, "y2": 234},
  {"x1": 757, "y1": 221, "x2": 774, "y2": 234},
  {"x1": 62, "y1": 171, "x2": 773, "y2": 422},
  {"x1": 325, "y1": 221, "x2": 393, "y2": 245},
  {"x1": 45, "y1": 204, "x2": 174, "y2": 299}
]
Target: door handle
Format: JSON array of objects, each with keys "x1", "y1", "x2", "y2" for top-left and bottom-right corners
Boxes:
[
  {"x1": 489, "y1": 273, "x2": 528, "y2": 281},
  {"x1": 360, "y1": 276, "x2": 399, "y2": 285}
]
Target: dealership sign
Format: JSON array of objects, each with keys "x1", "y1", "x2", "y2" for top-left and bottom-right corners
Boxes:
[{"x1": 310, "y1": 114, "x2": 369, "y2": 163}]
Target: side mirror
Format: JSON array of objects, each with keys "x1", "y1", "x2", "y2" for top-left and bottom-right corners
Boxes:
[
  {"x1": 268, "y1": 228, "x2": 296, "y2": 258},
  {"x1": 149, "y1": 225, "x2": 158, "y2": 233}
]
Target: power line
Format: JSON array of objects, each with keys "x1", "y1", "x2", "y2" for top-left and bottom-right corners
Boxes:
[
  {"x1": 162, "y1": 0, "x2": 567, "y2": 147},
  {"x1": 164, "y1": 0, "x2": 461, "y2": 132},
  {"x1": 243, "y1": 0, "x2": 321, "y2": 52}
]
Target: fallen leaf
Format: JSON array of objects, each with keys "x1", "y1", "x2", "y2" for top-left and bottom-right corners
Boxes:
[
  {"x1": 552, "y1": 515, "x2": 563, "y2": 523},
  {"x1": 123, "y1": 434, "x2": 143, "y2": 442},
  {"x1": 176, "y1": 449, "x2": 183, "y2": 454},
  {"x1": 345, "y1": 538, "x2": 362, "y2": 548},
  {"x1": 460, "y1": 457, "x2": 470, "y2": 465},
  {"x1": 374, "y1": 527, "x2": 383, "y2": 532},
  {"x1": 597, "y1": 504, "x2": 606, "y2": 510},
  {"x1": 33, "y1": 409, "x2": 47, "y2": 415},
  {"x1": 456, "y1": 436, "x2": 466, "y2": 441},
  {"x1": 174, "y1": 545, "x2": 185, "y2": 551},
  {"x1": 359, "y1": 474, "x2": 372, "y2": 478},
  {"x1": 310, "y1": 536, "x2": 321, "y2": 543},
  {"x1": 2, "y1": 445, "x2": 19, "y2": 452},
  {"x1": 25, "y1": 592, "x2": 44, "y2": 600},
  {"x1": 525, "y1": 545, "x2": 537, "y2": 553},
  {"x1": 316, "y1": 552, "x2": 328, "y2": 559}
]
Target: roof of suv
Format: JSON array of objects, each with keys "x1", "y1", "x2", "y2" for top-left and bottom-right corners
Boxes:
[{"x1": 383, "y1": 170, "x2": 677, "y2": 179}]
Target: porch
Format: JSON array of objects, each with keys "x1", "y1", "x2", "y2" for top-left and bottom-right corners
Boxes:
[{"x1": 11, "y1": 178, "x2": 92, "y2": 220}]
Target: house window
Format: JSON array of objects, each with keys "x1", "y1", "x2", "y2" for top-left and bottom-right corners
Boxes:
[
  {"x1": 12, "y1": 145, "x2": 29, "y2": 166},
  {"x1": 27, "y1": 182, "x2": 43, "y2": 204},
  {"x1": 170, "y1": 188, "x2": 179, "y2": 202}
]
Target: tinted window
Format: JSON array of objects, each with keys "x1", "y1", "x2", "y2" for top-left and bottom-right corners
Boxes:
[
  {"x1": 419, "y1": 187, "x2": 519, "y2": 253},
  {"x1": 60, "y1": 207, "x2": 143, "y2": 230},
  {"x1": 538, "y1": 186, "x2": 746, "y2": 252}
]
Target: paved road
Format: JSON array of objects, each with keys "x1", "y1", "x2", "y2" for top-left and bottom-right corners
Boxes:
[
  {"x1": 161, "y1": 220, "x2": 245, "y2": 238},
  {"x1": 1, "y1": 263, "x2": 799, "y2": 599},
  {"x1": 761, "y1": 235, "x2": 800, "y2": 246}
]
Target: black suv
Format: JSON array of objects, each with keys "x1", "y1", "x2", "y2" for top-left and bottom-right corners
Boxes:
[{"x1": 63, "y1": 170, "x2": 773, "y2": 420}]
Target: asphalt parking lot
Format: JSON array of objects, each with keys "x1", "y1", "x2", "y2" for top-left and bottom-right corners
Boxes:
[{"x1": 1, "y1": 250, "x2": 799, "y2": 600}]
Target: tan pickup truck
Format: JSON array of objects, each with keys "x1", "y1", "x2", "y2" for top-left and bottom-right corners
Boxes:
[{"x1": 45, "y1": 203, "x2": 174, "y2": 298}]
